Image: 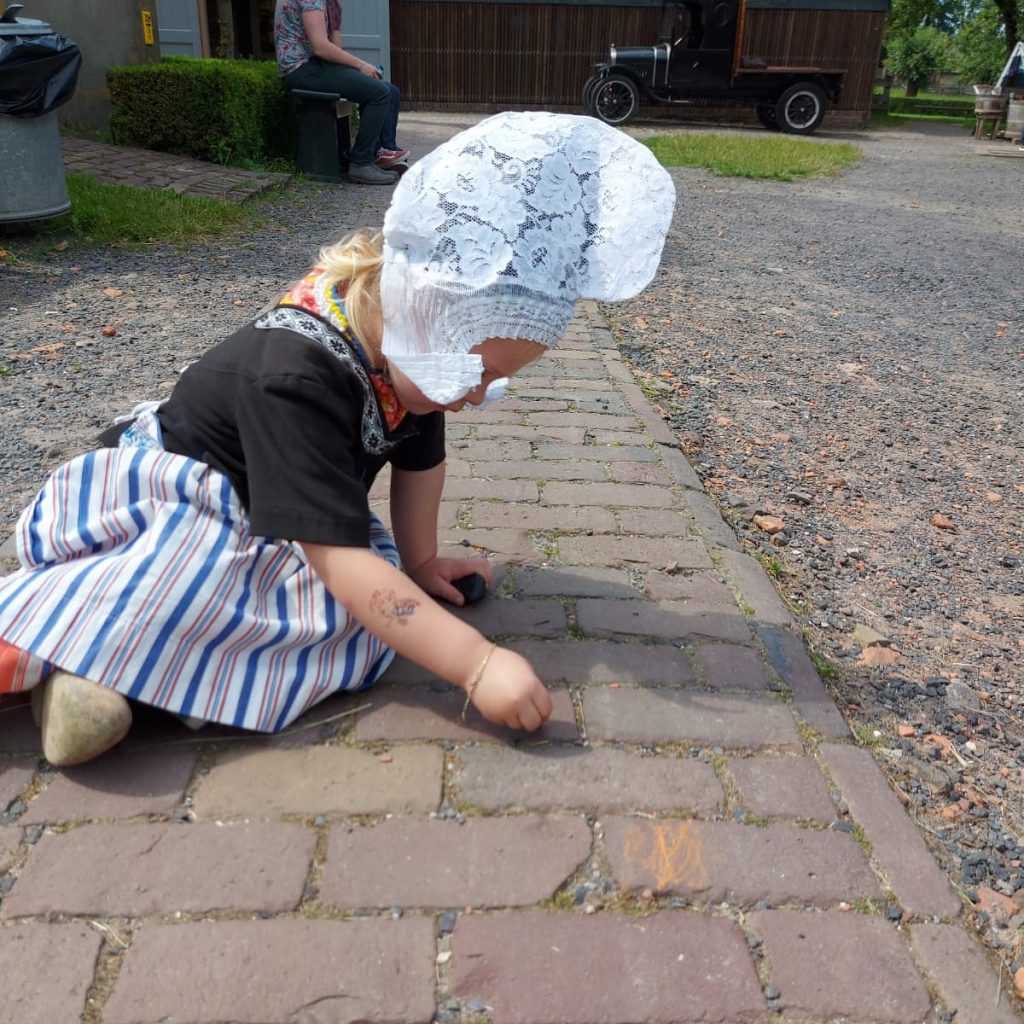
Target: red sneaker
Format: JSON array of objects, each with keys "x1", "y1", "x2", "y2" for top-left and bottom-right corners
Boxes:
[{"x1": 376, "y1": 147, "x2": 409, "y2": 168}]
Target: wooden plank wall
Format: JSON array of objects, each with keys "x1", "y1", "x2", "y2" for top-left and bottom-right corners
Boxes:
[
  {"x1": 390, "y1": 2, "x2": 662, "y2": 106},
  {"x1": 743, "y1": 8, "x2": 886, "y2": 111},
  {"x1": 390, "y1": 2, "x2": 883, "y2": 118}
]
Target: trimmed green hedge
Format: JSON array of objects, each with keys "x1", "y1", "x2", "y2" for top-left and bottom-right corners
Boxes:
[{"x1": 107, "y1": 56, "x2": 296, "y2": 166}]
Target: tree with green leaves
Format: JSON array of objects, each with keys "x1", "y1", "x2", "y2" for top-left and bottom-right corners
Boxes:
[{"x1": 887, "y1": 26, "x2": 949, "y2": 92}]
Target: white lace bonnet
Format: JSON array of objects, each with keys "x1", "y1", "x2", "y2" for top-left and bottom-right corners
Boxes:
[{"x1": 380, "y1": 112, "x2": 676, "y2": 404}]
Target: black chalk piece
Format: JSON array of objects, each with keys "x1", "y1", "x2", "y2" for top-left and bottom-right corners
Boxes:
[{"x1": 452, "y1": 573, "x2": 488, "y2": 605}]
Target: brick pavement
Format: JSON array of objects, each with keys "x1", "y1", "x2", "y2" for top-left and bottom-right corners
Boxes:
[
  {"x1": 1, "y1": 304, "x2": 1022, "y2": 1024},
  {"x1": 60, "y1": 137, "x2": 290, "y2": 203}
]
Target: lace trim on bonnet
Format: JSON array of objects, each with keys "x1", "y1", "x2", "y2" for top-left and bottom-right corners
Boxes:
[{"x1": 380, "y1": 111, "x2": 676, "y2": 403}]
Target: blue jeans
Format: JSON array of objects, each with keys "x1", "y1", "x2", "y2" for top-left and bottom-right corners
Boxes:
[
  {"x1": 284, "y1": 59, "x2": 391, "y2": 166},
  {"x1": 378, "y1": 81, "x2": 401, "y2": 151}
]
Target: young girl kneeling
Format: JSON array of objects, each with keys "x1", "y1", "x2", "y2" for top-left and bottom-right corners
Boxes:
[{"x1": 0, "y1": 112, "x2": 675, "y2": 765}]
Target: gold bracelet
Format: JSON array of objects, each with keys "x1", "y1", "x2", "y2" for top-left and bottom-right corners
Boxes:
[{"x1": 461, "y1": 643, "x2": 497, "y2": 722}]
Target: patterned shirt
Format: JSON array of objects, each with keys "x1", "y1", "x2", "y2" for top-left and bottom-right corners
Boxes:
[{"x1": 273, "y1": 0, "x2": 341, "y2": 77}]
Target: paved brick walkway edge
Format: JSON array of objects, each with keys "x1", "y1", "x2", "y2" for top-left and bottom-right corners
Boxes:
[
  {"x1": 1, "y1": 302, "x2": 1020, "y2": 1023},
  {"x1": 61, "y1": 137, "x2": 290, "y2": 202}
]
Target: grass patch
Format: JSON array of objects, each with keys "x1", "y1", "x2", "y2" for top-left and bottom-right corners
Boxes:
[
  {"x1": 0, "y1": 173, "x2": 254, "y2": 258},
  {"x1": 755, "y1": 552, "x2": 787, "y2": 579},
  {"x1": 870, "y1": 112, "x2": 974, "y2": 129},
  {"x1": 643, "y1": 132, "x2": 862, "y2": 181}
]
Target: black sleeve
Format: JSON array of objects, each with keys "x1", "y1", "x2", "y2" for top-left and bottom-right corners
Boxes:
[
  {"x1": 390, "y1": 411, "x2": 446, "y2": 472},
  {"x1": 236, "y1": 372, "x2": 373, "y2": 547}
]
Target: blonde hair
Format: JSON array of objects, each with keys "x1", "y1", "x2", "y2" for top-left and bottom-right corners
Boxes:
[{"x1": 318, "y1": 229, "x2": 385, "y2": 360}]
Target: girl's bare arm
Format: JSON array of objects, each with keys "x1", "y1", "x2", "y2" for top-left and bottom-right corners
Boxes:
[
  {"x1": 300, "y1": 543, "x2": 551, "y2": 729},
  {"x1": 390, "y1": 462, "x2": 492, "y2": 605}
]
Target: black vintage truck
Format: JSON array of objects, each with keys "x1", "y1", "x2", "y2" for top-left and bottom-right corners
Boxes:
[{"x1": 582, "y1": 0, "x2": 888, "y2": 133}]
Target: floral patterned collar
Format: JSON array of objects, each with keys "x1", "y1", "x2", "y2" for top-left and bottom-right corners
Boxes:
[{"x1": 279, "y1": 267, "x2": 407, "y2": 433}]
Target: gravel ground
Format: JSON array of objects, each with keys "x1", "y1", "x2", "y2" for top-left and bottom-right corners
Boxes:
[
  {"x1": 1, "y1": 117, "x2": 1022, "y2": 972},
  {"x1": 605, "y1": 121, "x2": 1024, "y2": 974}
]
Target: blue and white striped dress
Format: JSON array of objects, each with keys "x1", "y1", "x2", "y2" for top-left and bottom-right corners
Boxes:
[{"x1": 0, "y1": 410, "x2": 398, "y2": 732}]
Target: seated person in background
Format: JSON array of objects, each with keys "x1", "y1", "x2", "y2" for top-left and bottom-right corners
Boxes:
[{"x1": 274, "y1": 0, "x2": 406, "y2": 185}]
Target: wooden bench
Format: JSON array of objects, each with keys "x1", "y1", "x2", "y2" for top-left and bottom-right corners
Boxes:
[{"x1": 290, "y1": 89, "x2": 354, "y2": 182}]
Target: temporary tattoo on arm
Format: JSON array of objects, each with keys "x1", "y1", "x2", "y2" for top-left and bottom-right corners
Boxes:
[{"x1": 369, "y1": 589, "x2": 420, "y2": 626}]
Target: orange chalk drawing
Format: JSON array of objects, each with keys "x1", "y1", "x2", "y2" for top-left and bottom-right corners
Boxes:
[{"x1": 620, "y1": 820, "x2": 709, "y2": 894}]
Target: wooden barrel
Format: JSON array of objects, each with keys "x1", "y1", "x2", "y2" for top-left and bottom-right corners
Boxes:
[{"x1": 974, "y1": 91, "x2": 1007, "y2": 116}]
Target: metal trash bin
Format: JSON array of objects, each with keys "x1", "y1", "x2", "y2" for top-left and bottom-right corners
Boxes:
[{"x1": 0, "y1": 2, "x2": 82, "y2": 223}]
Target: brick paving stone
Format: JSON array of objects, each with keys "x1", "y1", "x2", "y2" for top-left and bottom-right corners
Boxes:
[
  {"x1": 654, "y1": 449, "x2": 707, "y2": 493},
  {"x1": 508, "y1": 639, "x2": 695, "y2": 686},
  {"x1": 354, "y1": 686, "x2": 578, "y2": 742},
  {"x1": 514, "y1": 565, "x2": 638, "y2": 599},
  {"x1": 457, "y1": 408, "x2": 529, "y2": 424},
  {"x1": 588, "y1": 429, "x2": 650, "y2": 445},
  {"x1": 560, "y1": 537, "x2": 712, "y2": 569},
  {"x1": 452, "y1": 910, "x2": 765, "y2": 1024},
  {"x1": 615, "y1": 382, "x2": 680, "y2": 446},
  {"x1": 0, "y1": 823, "x2": 21, "y2": 872},
  {"x1": 516, "y1": 565, "x2": 634, "y2": 598},
  {"x1": 103, "y1": 918, "x2": 436, "y2": 1024},
  {"x1": 0, "y1": 702, "x2": 42, "y2": 755},
  {"x1": 645, "y1": 569, "x2": 736, "y2": 605},
  {"x1": 694, "y1": 644, "x2": 772, "y2": 690},
  {"x1": 577, "y1": 599, "x2": 750, "y2": 643},
  {"x1": 449, "y1": 438, "x2": 533, "y2": 461},
  {"x1": 604, "y1": 818, "x2": 877, "y2": 905},
  {"x1": 608, "y1": 461, "x2": 673, "y2": 485},
  {"x1": 452, "y1": 597, "x2": 567, "y2": 637},
  {"x1": 458, "y1": 745, "x2": 724, "y2": 813},
  {"x1": 3, "y1": 821, "x2": 313, "y2": 917},
  {"x1": 535, "y1": 442, "x2": 660, "y2": 463},
  {"x1": 475, "y1": 424, "x2": 587, "y2": 443},
  {"x1": 758, "y1": 626, "x2": 849, "y2": 739},
  {"x1": 727, "y1": 755, "x2": 839, "y2": 823},
  {"x1": 583, "y1": 688, "x2": 803, "y2": 748},
  {"x1": 321, "y1": 815, "x2": 591, "y2": 908},
  {"x1": 0, "y1": 924, "x2": 103, "y2": 1024},
  {"x1": 680, "y1": 488, "x2": 744, "y2": 551},
  {"x1": 515, "y1": 384, "x2": 609, "y2": 398},
  {"x1": 719, "y1": 549, "x2": 794, "y2": 626},
  {"x1": 616, "y1": 508, "x2": 696, "y2": 537},
  {"x1": 909, "y1": 922, "x2": 1022, "y2": 1024},
  {"x1": 373, "y1": 500, "x2": 459, "y2": 533},
  {"x1": 496, "y1": 399, "x2": 569, "y2": 413},
  {"x1": 576, "y1": 396, "x2": 633, "y2": 415},
  {"x1": 474, "y1": 459, "x2": 608, "y2": 481},
  {"x1": 441, "y1": 478, "x2": 539, "y2": 502},
  {"x1": 441, "y1": 528, "x2": 538, "y2": 562},
  {"x1": 0, "y1": 756, "x2": 36, "y2": 811},
  {"x1": 21, "y1": 747, "x2": 197, "y2": 823},
  {"x1": 751, "y1": 909, "x2": 933, "y2": 1022},
  {"x1": 820, "y1": 743, "x2": 960, "y2": 918},
  {"x1": 527, "y1": 412, "x2": 640, "y2": 430},
  {"x1": 192, "y1": 745, "x2": 443, "y2": 819},
  {"x1": 544, "y1": 481, "x2": 676, "y2": 508},
  {"x1": 467, "y1": 502, "x2": 617, "y2": 534}
]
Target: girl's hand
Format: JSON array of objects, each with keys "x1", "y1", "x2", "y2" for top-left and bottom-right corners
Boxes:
[
  {"x1": 359, "y1": 60, "x2": 382, "y2": 77},
  {"x1": 469, "y1": 647, "x2": 552, "y2": 732},
  {"x1": 409, "y1": 556, "x2": 492, "y2": 606}
]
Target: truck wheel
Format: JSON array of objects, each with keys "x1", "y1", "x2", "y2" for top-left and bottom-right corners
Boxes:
[
  {"x1": 775, "y1": 82, "x2": 827, "y2": 134},
  {"x1": 755, "y1": 104, "x2": 779, "y2": 130},
  {"x1": 581, "y1": 75, "x2": 602, "y2": 115},
  {"x1": 593, "y1": 75, "x2": 640, "y2": 126}
]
